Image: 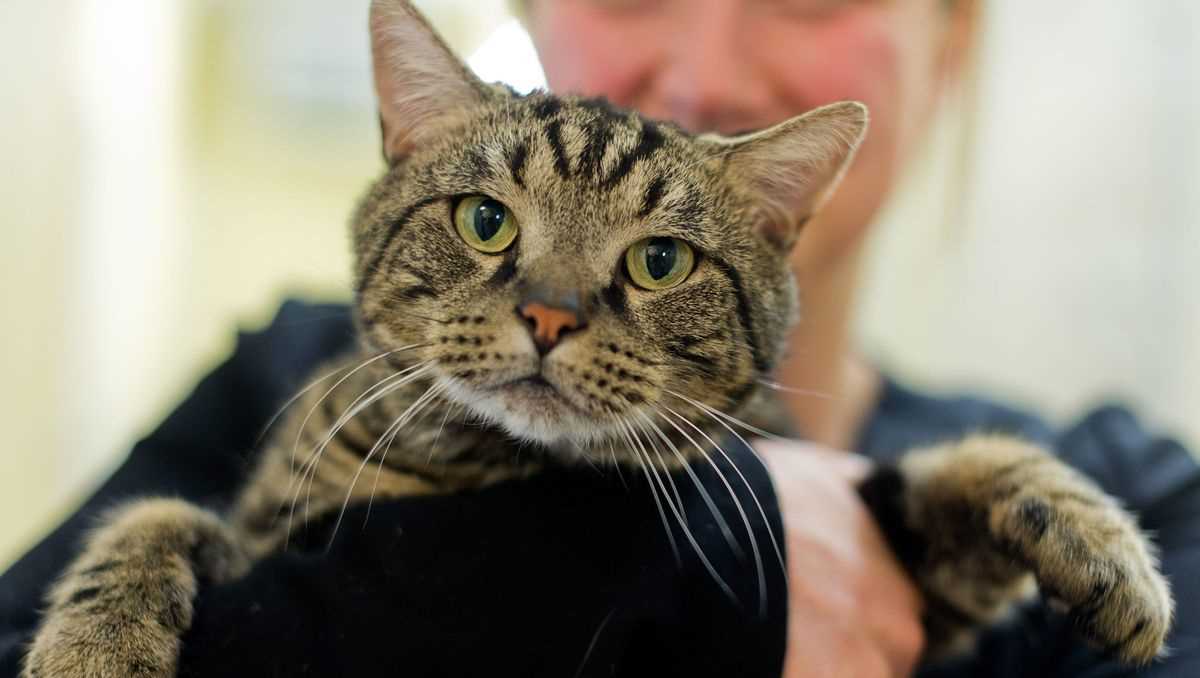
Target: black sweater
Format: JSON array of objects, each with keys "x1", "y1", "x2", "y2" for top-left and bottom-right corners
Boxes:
[{"x1": 2, "y1": 301, "x2": 1198, "y2": 677}]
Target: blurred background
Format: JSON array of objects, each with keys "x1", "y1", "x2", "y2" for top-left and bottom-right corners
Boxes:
[{"x1": 1, "y1": 0, "x2": 1197, "y2": 568}]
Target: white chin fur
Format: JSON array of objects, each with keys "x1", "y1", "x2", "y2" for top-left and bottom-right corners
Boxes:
[{"x1": 439, "y1": 377, "x2": 620, "y2": 450}]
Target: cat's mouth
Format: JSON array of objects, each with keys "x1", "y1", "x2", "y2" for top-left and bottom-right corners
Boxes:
[
  {"x1": 492, "y1": 374, "x2": 585, "y2": 414},
  {"x1": 441, "y1": 352, "x2": 628, "y2": 446},
  {"x1": 513, "y1": 375, "x2": 553, "y2": 389},
  {"x1": 454, "y1": 369, "x2": 607, "y2": 446}
]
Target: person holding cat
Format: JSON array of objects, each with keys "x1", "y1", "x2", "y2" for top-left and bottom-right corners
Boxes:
[{"x1": 2, "y1": 1, "x2": 1198, "y2": 677}]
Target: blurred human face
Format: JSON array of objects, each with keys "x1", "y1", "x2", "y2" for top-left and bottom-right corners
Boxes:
[{"x1": 526, "y1": 0, "x2": 964, "y2": 272}]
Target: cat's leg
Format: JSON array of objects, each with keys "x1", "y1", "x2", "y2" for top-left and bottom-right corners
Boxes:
[
  {"x1": 859, "y1": 434, "x2": 1173, "y2": 665},
  {"x1": 21, "y1": 498, "x2": 249, "y2": 678}
]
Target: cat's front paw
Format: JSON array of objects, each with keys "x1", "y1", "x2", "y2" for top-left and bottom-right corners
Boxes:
[
  {"x1": 22, "y1": 607, "x2": 181, "y2": 678},
  {"x1": 891, "y1": 435, "x2": 1174, "y2": 665},
  {"x1": 992, "y1": 486, "x2": 1174, "y2": 664},
  {"x1": 22, "y1": 498, "x2": 246, "y2": 678}
]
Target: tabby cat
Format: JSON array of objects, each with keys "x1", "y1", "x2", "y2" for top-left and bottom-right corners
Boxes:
[{"x1": 22, "y1": 1, "x2": 1172, "y2": 675}]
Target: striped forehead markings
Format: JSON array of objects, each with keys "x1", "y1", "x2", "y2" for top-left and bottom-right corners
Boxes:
[
  {"x1": 638, "y1": 176, "x2": 667, "y2": 218},
  {"x1": 508, "y1": 140, "x2": 529, "y2": 189},
  {"x1": 601, "y1": 120, "x2": 665, "y2": 190},
  {"x1": 521, "y1": 96, "x2": 668, "y2": 193},
  {"x1": 544, "y1": 118, "x2": 571, "y2": 178}
]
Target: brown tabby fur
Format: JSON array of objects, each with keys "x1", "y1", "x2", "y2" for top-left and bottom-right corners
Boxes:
[{"x1": 22, "y1": 1, "x2": 1171, "y2": 676}]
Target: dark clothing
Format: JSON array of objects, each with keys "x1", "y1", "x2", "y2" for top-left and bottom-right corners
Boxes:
[{"x1": 2, "y1": 301, "x2": 1198, "y2": 677}]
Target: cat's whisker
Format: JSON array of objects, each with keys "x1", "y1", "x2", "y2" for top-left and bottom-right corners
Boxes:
[
  {"x1": 634, "y1": 409, "x2": 743, "y2": 561},
  {"x1": 256, "y1": 358, "x2": 364, "y2": 448},
  {"x1": 376, "y1": 301, "x2": 454, "y2": 326},
  {"x1": 606, "y1": 439, "x2": 628, "y2": 490},
  {"x1": 281, "y1": 366, "x2": 414, "y2": 539},
  {"x1": 657, "y1": 401, "x2": 788, "y2": 584},
  {"x1": 663, "y1": 388, "x2": 789, "y2": 442},
  {"x1": 614, "y1": 418, "x2": 680, "y2": 565},
  {"x1": 754, "y1": 378, "x2": 836, "y2": 400},
  {"x1": 287, "y1": 345, "x2": 429, "y2": 475},
  {"x1": 624, "y1": 417, "x2": 738, "y2": 605},
  {"x1": 283, "y1": 362, "x2": 433, "y2": 542},
  {"x1": 633, "y1": 416, "x2": 687, "y2": 522},
  {"x1": 572, "y1": 608, "x2": 617, "y2": 678},
  {"x1": 298, "y1": 369, "x2": 435, "y2": 539},
  {"x1": 328, "y1": 381, "x2": 447, "y2": 548},
  {"x1": 365, "y1": 390, "x2": 451, "y2": 528},
  {"x1": 287, "y1": 362, "x2": 426, "y2": 513},
  {"x1": 572, "y1": 440, "x2": 603, "y2": 474},
  {"x1": 301, "y1": 364, "x2": 434, "y2": 522},
  {"x1": 655, "y1": 404, "x2": 774, "y2": 616},
  {"x1": 426, "y1": 396, "x2": 461, "y2": 464}
]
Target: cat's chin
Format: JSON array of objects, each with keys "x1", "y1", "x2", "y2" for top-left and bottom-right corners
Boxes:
[{"x1": 439, "y1": 375, "x2": 621, "y2": 451}]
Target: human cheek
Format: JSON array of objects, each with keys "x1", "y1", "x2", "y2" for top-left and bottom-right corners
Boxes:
[
  {"x1": 530, "y1": 4, "x2": 665, "y2": 106},
  {"x1": 756, "y1": 9, "x2": 901, "y2": 139}
]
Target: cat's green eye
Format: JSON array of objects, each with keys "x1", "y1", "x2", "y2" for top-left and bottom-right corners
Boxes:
[
  {"x1": 455, "y1": 196, "x2": 518, "y2": 253},
  {"x1": 624, "y1": 237, "x2": 695, "y2": 290}
]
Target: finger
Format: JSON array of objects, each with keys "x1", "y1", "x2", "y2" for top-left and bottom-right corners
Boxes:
[{"x1": 756, "y1": 440, "x2": 873, "y2": 483}]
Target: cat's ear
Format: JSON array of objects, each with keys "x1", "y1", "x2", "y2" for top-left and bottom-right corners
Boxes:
[
  {"x1": 705, "y1": 102, "x2": 868, "y2": 249},
  {"x1": 370, "y1": 0, "x2": 490, "y2": 165}
]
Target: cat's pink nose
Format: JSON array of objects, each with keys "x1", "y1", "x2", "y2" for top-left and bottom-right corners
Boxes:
[{"x1": 517, "y1": 302, "x2": 583, "y2": 355}]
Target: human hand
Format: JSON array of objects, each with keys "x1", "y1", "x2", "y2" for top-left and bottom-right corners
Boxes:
[{"x1": 757, "y1": 440, "x2": 925, "y2": 678}]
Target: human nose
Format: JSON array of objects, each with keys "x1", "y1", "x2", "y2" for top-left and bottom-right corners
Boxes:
[{"x1": 655, "y1": 2, "x2": 772, "y2": 134}]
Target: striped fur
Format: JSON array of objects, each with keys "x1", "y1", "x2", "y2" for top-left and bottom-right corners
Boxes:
[{"x1": 21, "y1": 2, "x2": 1170, "y2": 676}]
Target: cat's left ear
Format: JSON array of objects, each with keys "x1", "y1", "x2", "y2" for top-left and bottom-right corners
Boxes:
[
  {"x1": 704, "y1": 102, "x2": 868, "y2": 249},
  {"x1": 370, "y1": 0, "x2": 490, "y2": 165}
]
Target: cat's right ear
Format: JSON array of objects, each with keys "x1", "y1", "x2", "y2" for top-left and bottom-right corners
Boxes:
[
  {"x1": 703, "y1": 102, "x2": 869, "y2": 249},
  {"x1": 370, "y1": 0, "x2": 490, "y2": 165}
]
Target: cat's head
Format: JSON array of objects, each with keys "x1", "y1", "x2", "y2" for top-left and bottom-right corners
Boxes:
[{"x1": 352, "y1": 0, "x2": 866, "y2": 458}]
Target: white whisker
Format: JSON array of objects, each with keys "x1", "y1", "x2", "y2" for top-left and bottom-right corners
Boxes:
[
  {"x1": 656, "y1": 404, "x2": 773, "y2": 616},
  {"x1": 426, "y1": 399, "x2": 459, "y2": 464},
  {"x1": 291, "y1": 362, "x2": 428, "y2": 510},
  {"x1": 664, "y1": 388, "x2": 788, "y2": 442},
  {"x1": 634, "y1": 409, "x2": 741, "y2": 559},
  {"x1": 632, "y1": 416, "x2": 687, "y2": 526},
  {"x1": 257, "y1": 359, "x2": 363, "y2": 448},
  {"x1": 624, "y1": 416, "x2": 738, "y2": 605},
  {"x1": 288, "y1": 345, "x2": 428, "y2": 474},
  {"x1": 607, "y1": 439, "x2": 628, "y2": 490},
  {"x1": 284, "y1": 362, "x2": 433, "y2": 541},
  {"x1": 367, "y1": 390, "x2": 453, "y2": 527},
  {"x1": 755, "y1": 378, "x2": 836, "y2": 400},
  {"x1": 658, "y1": 401, "x2": 788, "y2": 587},
  {"x1": 327, "y1": 381, "x2": 446, "y2": 548},
  {"x1": 573, "y1": 608, "x2": 617, "y2": 678},
  {"x1": 615, "y1": 418, "x2": 680, "y2": 565}
]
